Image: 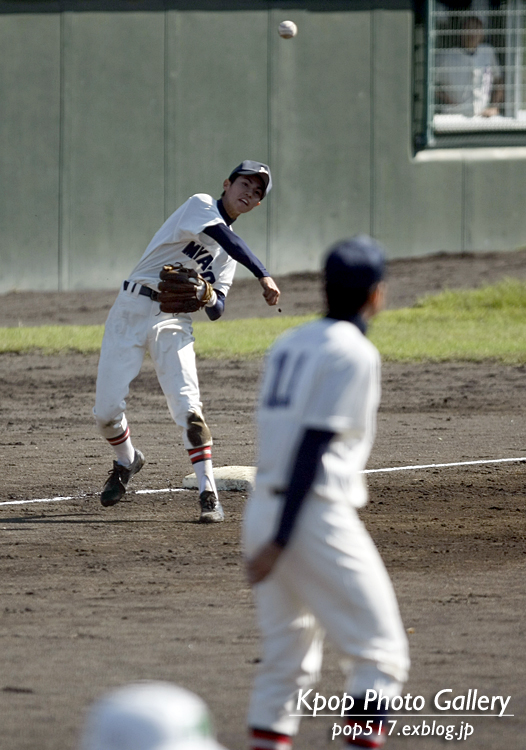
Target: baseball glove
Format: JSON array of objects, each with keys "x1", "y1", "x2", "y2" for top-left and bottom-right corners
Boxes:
[{"x1": 158, "y1": 264, "x2": 214, "y2": 314}]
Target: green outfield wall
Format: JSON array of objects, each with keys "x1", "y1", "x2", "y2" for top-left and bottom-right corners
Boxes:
[{"x1": 1, "y1": 1, "x2": 525, "y2": 292}]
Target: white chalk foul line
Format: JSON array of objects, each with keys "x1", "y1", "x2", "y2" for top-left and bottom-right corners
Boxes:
[
  {"x1": 135, "y1": 488, "x2": 185, "y2": 495},
  {"x1": 1, "y1": 457, "x2": 524, "y2": 507},
  {"x1": 0, "y1": 488, "x2": 185, "y2": 507},
  {"x1": 0, "y1": 495, "x2": 79, "y2": 507},
  {"x1": 363, "y1": 456, "x2": 526, "y2": 474}
]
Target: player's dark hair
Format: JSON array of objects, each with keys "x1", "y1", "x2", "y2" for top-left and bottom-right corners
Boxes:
[
  {"x1": 221, "y1": 173, "x2": 241, "y2": 197},
  {"x1": 325, "y1": 282, "x2": 376, "y2": 319}
]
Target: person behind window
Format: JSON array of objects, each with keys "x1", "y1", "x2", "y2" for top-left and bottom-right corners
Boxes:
[{"x1": 435, "y1": 15, "x2": 503, "y2": 117}]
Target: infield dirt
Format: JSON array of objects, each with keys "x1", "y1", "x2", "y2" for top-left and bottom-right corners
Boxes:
[{"x1": 1, "y1": 250, "x2": 525, "y2": 749}]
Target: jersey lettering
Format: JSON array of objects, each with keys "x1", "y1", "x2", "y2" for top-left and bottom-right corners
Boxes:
[
  {"x1": 182, "y1": 241, "x2": 203, "y2": 260},
  {"x1": 194, "y1": 250, "x2": 213, "y2": 272},
  {"x1": 182, "y1": 242, "x2": 216, "y2": 283},
  {"x1": 264, "y1": 351, "x2": 307, "y2": 408}
]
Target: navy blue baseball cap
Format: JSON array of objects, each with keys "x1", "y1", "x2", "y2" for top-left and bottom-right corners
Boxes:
[
  {"x1": 324, "y1": 235, "x2": 386, "y2": 289},
  {"x1": 228, "y1": 161, "x2": 272, "y2": 197}
]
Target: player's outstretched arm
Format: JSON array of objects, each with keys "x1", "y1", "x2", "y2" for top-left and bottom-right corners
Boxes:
[
  {"x1": 203, "y1": 223, "x2": 267, "y2": 277},
  {"x1": 203, "y1": 223, "x2": 280, "y2": 305}
]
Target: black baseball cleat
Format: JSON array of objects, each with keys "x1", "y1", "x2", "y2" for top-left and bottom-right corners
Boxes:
[
  {"x1": 100, "y1": 450, "x2": 145, "y2": 507},
  {"x1": 198, "y1": 490, "x2": 224, "y2": 523}
]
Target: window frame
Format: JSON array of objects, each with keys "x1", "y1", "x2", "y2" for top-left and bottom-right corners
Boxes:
[{"x1": 414, "y1": 0, "x2": 526, "y2": 151}]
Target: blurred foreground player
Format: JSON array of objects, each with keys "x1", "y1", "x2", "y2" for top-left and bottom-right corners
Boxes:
[
  {"x1": 79, "y1": 681, "x2": 228, "y2": 750},
  {"x1": 243, "y1": 236, "x2": 409, "y2": 749}
]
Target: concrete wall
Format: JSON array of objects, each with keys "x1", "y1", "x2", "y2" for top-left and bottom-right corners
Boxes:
[
  {"x1": 1, "y1": 3, "x2": 525, "y2": 292},
  {"x1": 1, "y1": 13, "x2": 62, "y2": 291}
]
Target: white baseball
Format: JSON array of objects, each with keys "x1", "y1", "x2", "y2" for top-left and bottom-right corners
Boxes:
[{"x1": 278, "y1": 20, "x2": 298, "y2": 39}]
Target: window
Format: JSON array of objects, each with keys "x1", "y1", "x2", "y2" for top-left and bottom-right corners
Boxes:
[{"x1": 414, "y1": 0, "x2": 526, "y2": 149}]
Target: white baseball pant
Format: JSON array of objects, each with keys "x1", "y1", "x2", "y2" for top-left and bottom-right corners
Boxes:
[
  {"x1": 243, "y1": 492, "x2": 410, "y2": 736},
  {"x1": 93, "y1": 286, "x2": 208, "y2": 449}
]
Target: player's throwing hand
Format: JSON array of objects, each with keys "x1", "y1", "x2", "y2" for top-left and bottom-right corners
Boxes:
[{"x1": 259, "y1": 276, "x2": 281, "y2": 306}]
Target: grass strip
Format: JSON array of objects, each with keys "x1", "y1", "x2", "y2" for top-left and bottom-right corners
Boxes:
[
  {"x1": 371, "y1": 278, "x2": 526, "y2": 363},
  {"x1": 0, "y1": 279, "x2": 524, "y2": 363},
  {"x1": 0, "y1": 325, "x2": 104, "y2": 354}
]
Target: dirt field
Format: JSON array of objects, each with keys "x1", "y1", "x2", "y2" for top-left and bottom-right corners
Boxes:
[{"x1": 1, "y1": 250, "x2": 525, "y2": 749}]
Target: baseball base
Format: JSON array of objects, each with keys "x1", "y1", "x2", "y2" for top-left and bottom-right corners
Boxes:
[{"x1": 183, "y1": 465, "x2": 256, "y2": 492}]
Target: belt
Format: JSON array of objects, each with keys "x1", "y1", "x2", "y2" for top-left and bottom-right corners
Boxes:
[{"x1": 123, "y1": 280, "x2": 159, "y2": 302}]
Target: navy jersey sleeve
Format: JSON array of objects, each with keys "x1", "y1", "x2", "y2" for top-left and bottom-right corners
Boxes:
[
  {"x1": 273, "y1": 428, "x2": 335, "y2": 548},
  {"x1": 205, "y1": 290, "x2": 226, "y2": 321},
  {"x1": 203, "y1": 223, "x2": 269, "y2": 279}
]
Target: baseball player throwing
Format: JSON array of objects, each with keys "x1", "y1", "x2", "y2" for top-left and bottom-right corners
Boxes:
[
  {"x1": 93, "y1": 161, "x2": 280, "y2": 523},
  {"x1": 243, "y1": 237, "x2": 409, "y2": 749}
]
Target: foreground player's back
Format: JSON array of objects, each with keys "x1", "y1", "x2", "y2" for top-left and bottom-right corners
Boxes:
[{"x1": 254, "y1": 316, "x2": 380, "y2": 504}]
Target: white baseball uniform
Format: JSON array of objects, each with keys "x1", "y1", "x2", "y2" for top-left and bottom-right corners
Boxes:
[
  {"x1": 94, "y1": 194, "x2": 238, "y2": 449},
  {"x1": 243, "y1": 317, "x2": 410, "y2": 737}
]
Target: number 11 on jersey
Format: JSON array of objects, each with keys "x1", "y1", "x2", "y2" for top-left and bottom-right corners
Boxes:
[{"x1": 264, "y1": 351, "x2": 307, "y2": 408}]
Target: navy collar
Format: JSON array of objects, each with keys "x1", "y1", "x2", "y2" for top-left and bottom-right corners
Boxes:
[
  {"x1": 217, "y1": 198, "x2": 236, "y2": 226},
  {"x1": 327, "y1": 313, "x2": 367, "y2": 335}
]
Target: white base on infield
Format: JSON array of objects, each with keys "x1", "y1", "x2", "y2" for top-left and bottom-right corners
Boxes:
[{"x1": 183, "y1": 465, "x2": 256, "y2": 492}]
